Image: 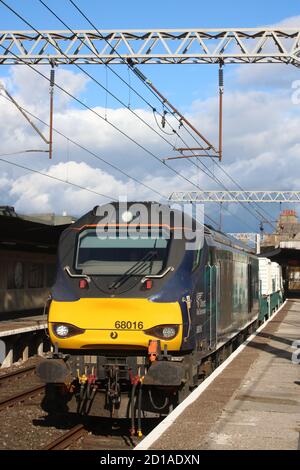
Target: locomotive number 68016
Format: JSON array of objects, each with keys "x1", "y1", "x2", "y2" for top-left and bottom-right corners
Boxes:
[{"x1": 114, "y1": 320, "x2": 144, "y2": 330}]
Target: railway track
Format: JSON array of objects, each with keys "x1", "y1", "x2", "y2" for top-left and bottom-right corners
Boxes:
[
  {"x1": 41, "y1": 418, "x2": 146, "y2": 450},
  {"x1": 42, "y1": 424, "x2": 87, "y2": 450},
  {"x1": 0, "y1": 364, "x2": 45, "y2": 412},
  {"x1": 0, "y1": 365, "x2": 36, "y2": 384},
  {"x1": 44, "y1": 430, "x2": 137, "y2": 451},
  {"x1": 0, "y1": 384, "x2": 45, "y2": 412}
]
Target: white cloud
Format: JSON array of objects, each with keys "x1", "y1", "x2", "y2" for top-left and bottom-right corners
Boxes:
[
  {"x1": 233, "y1": 63, "x2": 299, "y2": 90},
  {"x1": 5, "y1": 160, "x2": 187, "y2": 215},
  {"x1": 185, "y1": 86, "x2": 300, "y2": 214},
  {"x1": 231, "y1": 15, "x2": 300, "y2": 90},
  {"x1": 3, "y1": 65, "x2": 89, "y2": 112},
  {"x1": 273, "y1": 15, "x2": 300, "y2": 28}
]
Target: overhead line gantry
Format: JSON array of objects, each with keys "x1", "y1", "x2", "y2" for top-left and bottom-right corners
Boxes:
[
  {"x1": 0, "y1": 28, "x2": 300, "y2": 66},
  {"x1": 169, "y1": 191, "x2": 300, "y2": 203}
]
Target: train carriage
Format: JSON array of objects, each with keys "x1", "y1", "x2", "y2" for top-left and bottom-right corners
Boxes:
[{"x1": 258, "y1": 258, "x2": 283, "y2": 322}]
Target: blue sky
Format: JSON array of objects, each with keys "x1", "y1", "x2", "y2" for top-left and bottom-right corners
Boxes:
[
  {"x1": 2, "y1": 0, "x2": 299, "y2": 29},
  {"x1": 1, "y1": 0, "x2": 300, "y2": 232}
]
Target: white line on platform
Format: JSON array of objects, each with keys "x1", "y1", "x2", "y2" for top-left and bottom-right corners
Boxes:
[{"x1": 134, "y1": 299, "x2": 288, "y2": 450}]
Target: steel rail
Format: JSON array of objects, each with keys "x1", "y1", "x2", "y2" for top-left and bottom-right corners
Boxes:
[
  {"x1": 0, "y1": 365, "x2": 36, "y2": 384},
  {"x1": 0, "y1": 384, "x2": 45, "y2": 412},
  {"x1": 42, "y1": 424, "x2": 87, "y2": 450}
]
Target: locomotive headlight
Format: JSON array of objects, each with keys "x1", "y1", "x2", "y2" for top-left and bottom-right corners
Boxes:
[
  {"x1": 51, "y1": 323, "x2": 85, "y2": 338},
  {"x1": 55, "y1": 324, "x2": 69, "y2": 337},
  {"x1": 162, "y1": 326, "x2": 177, "y2": 338},
  {"x1": 144, "y1": 324, "x2": 179, "y2": 340}
]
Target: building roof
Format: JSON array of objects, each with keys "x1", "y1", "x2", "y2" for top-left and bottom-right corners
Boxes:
[
  {"x1": 20, "y1": 213, "x2": 76, "y2": 226},
  {"x1": 0, "y1": 214, "x2": 69, "y2": 253}
]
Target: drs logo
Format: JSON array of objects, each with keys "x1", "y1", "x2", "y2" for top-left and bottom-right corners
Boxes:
[{"x1": 114, "y1": 321, "x2": 144, "y2": 330}]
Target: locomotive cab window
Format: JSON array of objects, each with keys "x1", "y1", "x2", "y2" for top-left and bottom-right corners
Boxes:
[{"x1": 75, "y1": 228, "x2": 170, "y2": 276}]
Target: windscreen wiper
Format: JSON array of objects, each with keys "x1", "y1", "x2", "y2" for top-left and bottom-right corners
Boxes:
[{"x1": 108, "y1": 250, "x2": 157, "y2": 290}]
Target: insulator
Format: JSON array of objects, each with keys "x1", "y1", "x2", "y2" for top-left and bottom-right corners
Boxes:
[
  {"x1": 50, "y1": 69, "x2": 55, "y2": 87},
  {"x1": 219, "y1": 67, "x2": 224, "y2": 88},
  {"x1": 132, "y1": 67, "x2": 147, "y2": 83}
]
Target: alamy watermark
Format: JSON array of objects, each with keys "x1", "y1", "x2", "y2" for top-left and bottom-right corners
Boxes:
[{"x1": 94, "y1": 198, "x2": 205, "y2": 251}]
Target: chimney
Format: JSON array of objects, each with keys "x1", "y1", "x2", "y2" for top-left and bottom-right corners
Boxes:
[{"x1": 277, "y1": 209, "x2": 298, "y2": 232}]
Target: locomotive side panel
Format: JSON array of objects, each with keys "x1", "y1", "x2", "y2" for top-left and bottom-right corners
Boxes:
[{"x1": 202, "y1": 235, "x2": 259, "y2": 353}]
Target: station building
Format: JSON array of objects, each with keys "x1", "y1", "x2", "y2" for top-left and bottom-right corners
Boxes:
[{"x1": 261, "y1": 209, "x2": 300, "y2": 296}]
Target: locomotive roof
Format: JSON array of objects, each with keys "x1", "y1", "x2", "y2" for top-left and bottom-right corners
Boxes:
[
  {"x1": 70, "y1": 201, "x2": 195, "y2": 229},
  {"x1": 69, "y1": 202, "x2": 255, "y2": 256},
  {"x1": 205, "y1": 224, "x2": 255, "y2": 254}
]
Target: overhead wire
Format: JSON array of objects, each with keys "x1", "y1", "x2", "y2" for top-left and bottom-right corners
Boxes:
[
  {"x1": 0, "y1": 1, "x2": 223, "y2": 225},
  {"x1": 0, "y1": 150, "x2": 48, "y2": 157},
  {"x1": 212, "y1": 162, "x2": 276, "y2": 225},
  {"x1": 0, "y1": 2, "x2": 194, "y2": 177},
  {"x1": 1, "y1": 1, "x2": 259, "y2": 231},
  {"x1": 1, "y1": 74, "x2": 222, "y2": 228},
  {"x1": 40, "y1": 0, "x2": 217, "y2": 183},
  {"x1": 0, "y1": 156, "x2": 118, "y2": 201},
  {"x1": 2, "y1": 95, "x2": 223, "y2": 230},
  {"x1": 3, "y1": 0, "x2": 178, "y2": 152},
  {"x1": 67, "y1": 0, "x2": 187, "y2": 112},
  {"x1": 0, "y1": 91, "x2": 166, "y2": 200},
  {"x1": 0, "y1": 0, "x2": 264, "y2": 231},
  {"x1": 65, "y1": 0, "x2": 276, "y2": 230},
  {"x1": 175, "y1": 118, "x2": 276, "y2": 227},
  {"x1": 0, "y1": 39, "x2": 200, "y2": 201},
  {"x1": 41, "y1": 0, "x2": 268, "y2": 231}
]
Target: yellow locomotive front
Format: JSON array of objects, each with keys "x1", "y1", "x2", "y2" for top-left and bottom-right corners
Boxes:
[{"x1": 49, "y1": 297, "x2": 183, "y2": 352}]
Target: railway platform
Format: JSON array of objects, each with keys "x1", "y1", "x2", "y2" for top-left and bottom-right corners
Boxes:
[
  {"x1": 0, "y1": 314, "x2": 46, "y2": 338},
  {"x1": 0, "y1": 314, "x2": 48, "y2": 368},
  {"x1": 138, "y1": 299, "x2": 300, "y2": 450}
]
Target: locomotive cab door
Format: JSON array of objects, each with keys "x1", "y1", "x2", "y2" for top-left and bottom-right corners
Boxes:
[{"x1": 205, "y1": 258, "x2": 219, "y2": 350}]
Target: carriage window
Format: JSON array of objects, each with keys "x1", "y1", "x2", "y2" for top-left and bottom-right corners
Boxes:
[
  {"x1": 7, "y1": 262, "x2": 24, "y2": 289},
  {"x1": 28, "y1": 263, "x2": 44, "y2": 288},
  {"x1": 76, "y1": 228, "x2": 170, "y2": 275},
  {"x1": 248, "y1": 263, "x2": 253, "y2": 313}
]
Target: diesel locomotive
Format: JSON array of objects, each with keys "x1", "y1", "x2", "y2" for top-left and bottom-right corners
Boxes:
[{"x1": 37, "y1": 202, "x2": 282, "y2": 434}]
